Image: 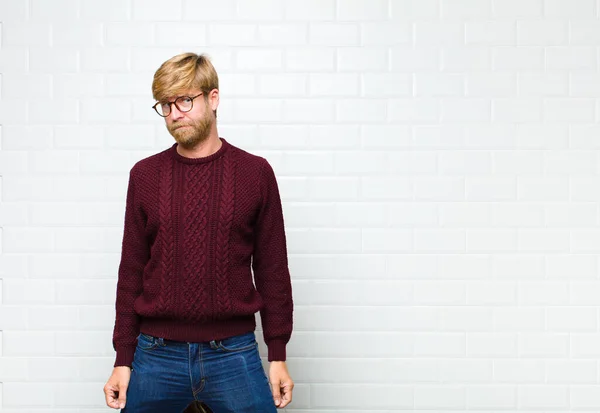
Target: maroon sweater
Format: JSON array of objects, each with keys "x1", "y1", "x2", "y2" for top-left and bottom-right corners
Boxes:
[{"x1": 112, "y1": 138, "x2": 293, "y2": 367}]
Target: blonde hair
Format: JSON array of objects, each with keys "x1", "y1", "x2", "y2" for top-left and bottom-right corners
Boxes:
[{"x1": 152, "y1": 53, "x2": 219, "y2": 102}]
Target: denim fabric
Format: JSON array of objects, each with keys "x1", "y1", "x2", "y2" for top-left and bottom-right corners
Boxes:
[{"x1": 121, "y1": 331, "x2": 276, "y2": 413}]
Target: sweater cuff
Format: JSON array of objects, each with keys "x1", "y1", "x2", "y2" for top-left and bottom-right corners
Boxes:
[
  {"x1": 267, "y1": 339, "x2": 287, "y2": 362},
  {"x1": 114, "y1": 346, "x2": 136, "y2": 368}
]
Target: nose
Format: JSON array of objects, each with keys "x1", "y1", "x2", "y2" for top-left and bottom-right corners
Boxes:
[{"x1": 168, "y1": 104, "x2": 184, "y2": 121}]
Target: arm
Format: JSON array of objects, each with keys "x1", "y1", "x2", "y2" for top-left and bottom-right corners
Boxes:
[
  {"x1": 112, "y1": 167, "x2": 150, "y2": 367},
  {"x1": 252, "y1": 159, "x2": 294, "y2": 362}
]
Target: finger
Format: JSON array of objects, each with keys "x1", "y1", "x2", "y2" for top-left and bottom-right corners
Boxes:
[
  {"x1": 117, "y1": 384, "x2": 128, "y2": 409},
  {"x1": 279, "y1": 385, "x2": 293, "y2": 408},
  {"x1": 104, "y1": 385, "x2": 119, "y2": 409},
  {"x1": 271, "y1": 381, "x2": 282, "y2": 407}
]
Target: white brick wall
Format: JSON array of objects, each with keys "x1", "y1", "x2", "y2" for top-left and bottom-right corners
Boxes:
[{"x1": 1, "y1": 0, "x2": 600, "y2": 411}]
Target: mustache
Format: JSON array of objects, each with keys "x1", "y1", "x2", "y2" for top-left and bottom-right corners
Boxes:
[{"x1": 171, "y1": 123, "x2": 191, "y2": 130}]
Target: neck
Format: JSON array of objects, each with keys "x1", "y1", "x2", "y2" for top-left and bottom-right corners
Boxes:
[{"x1": 176, "y1": 133, "x2": 222, "y2": 159}]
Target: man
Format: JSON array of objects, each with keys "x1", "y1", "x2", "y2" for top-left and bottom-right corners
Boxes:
[{"x1": 103, "y1": 52, "x2": 294, "y2": 412}]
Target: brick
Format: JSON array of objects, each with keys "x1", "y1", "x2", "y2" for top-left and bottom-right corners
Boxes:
[
  {"x1": 467, "y1": 282, "x2": 517, "y2": 305},
  {"x1": 392, "y1": 46, "x2": 440, "y2": 71},
  {"x1": 236, "y1": 0, "x2": 284, "y2": 20},
  {"x1": 442, "y1": 98, "x2": 491, "y2": 122},
  {"x1": 309, "y1": 74, "x2": 358, "y2": 97},
  {"x1": 545, "y1": 0, "x2": 596, "y2": 17},
  {"x1": 2, "y1": 23, "x2": 51, "y2": 46},
  {"x1": 284, "y1": 203, "x2": 334, "y2": 228},
  {"x1": 208, "y1": 24, "x2": 257, "y2": 46},
  {"x1": 390, "y1": 0, "x2": 440, "y2": 19},
  {"x1": 257, "y1": 24, "x2": 307, "y2": 46},
  {"x1": 29, "y1": 99, "x2": 79, "y2": 124},
  {"x1": 281, "y1": 152, "x2": 334, "y2": 175},
  {"x1": 570, "y1": 20, "x2": 600, "y2": 45},
  {"x1": 236, "y1": 49, "x2": 282, "y2": 71},
  {"x1": 283, "y1": 99, "x2": 334, "y2": 122},
  {"x1": 260, "y1": 74, "x2": 307, "y2": 96},
  {"x1": 105, "y1": 73, "x2": 151, "y2": 96},
  {"x1": 155, "y1": 23, "x2": 207, "y2": 46},
  {"x1": 546, "y1": 47, "x2": 597, "y2": 70},
  {"x1": 0, "y1": 48, "x2": 28, "y2": 73},
  {"x1": 53, "y1": 23, "x2": 103, "y2": 47},
  {"x1": 414, "y1": 73, "x2": 464, "y2": 97},
  {"x1": 467, "y1": 386, "x2": 517, "y2": 409},
  {"x1": 309, "y1": 23, "x2": 360, "y2": 46},
  {"x1": 335, "y1": 202, "x2": 387, "y2": 227},
  {"x1": 133, "y1": 0, "x2": 181, "y2": 20},
  {"x1": 518, "y1": 176, "x2": 569, "y2": 201},
  {"x1": 234, "y1": 99, "x2": 283, "y2": 122},
  {"x1": 414, "y1": 386, "x2": 465, "y2": 409},
  {"x1": 544, "y1": 98, "x2": 596, "y2": 122},
  {"x1": 519, "y1": 385, "x2": 569, "y2": 409},
  {"x1": 287, "y1": 229, "x2": 361, "y2": 253},
  {"x1": 389, "y1": 151, "x2": 437, "y2": 175},
  {"x1": 362, "y1": 22, "x2": 411, "y2": 45},
  {"x1": 0, "y1": 1, "x2": 27, "y2": 20},
  {"x1": 389, "y1": 99, "x2": 440, "y2": 122},
  {"x1": 493, "y1": 98, "x2": 542, "y2": 122},
  {"x1": 415, "y1": 22, "x2": 464, "y2": 46},
  {"x1": 493, "y1": 47, "x2": 544, "y2": 71},
  {"x1": 493, "y1": 0, "x2": 542, "y2": 17},
  {"x1": 466, "y1": 21, "x2": 515, "y2": 46},
  {"x1": 81, "y1": 98, "x2": 131, "y2": 123},
  {"x1": 30, "y1": 0, "x2": 77, "y2": 20},
  {"x1": 285, "y1": 48, "x2": 336, "y2": 71},
  {"x1": 183, "y1": 0, "x2": 235, "y2": 20},
  {"x1": 337, "y1": 0, "x2": 389, "y2": 20},
  {"x1": 469, "y1": 333, "x2": 517, "y2": 357},
  {"x1": 307, "y1": 177, "x2": 359, "y2": 200},
  {"x1": 311, "y1": 384, "x2": 412, "y2": 409},
  {"x1": 106, "y1": 23, "x2": 155, "y2": 46},
  {"x1": 30, "y1": 48, "x2": 78, "y2": 73},
  {"x1": 441, "y1": 0, "x2": 492, "y2": 19},
  {"x1": 80, "y1": 0, "x2": 131, "y2": 20},
  {"x1": 519, "y1": 333, "x2": 570, "y2": 357},
  {"x1": 54, "y1": 74, "x2": 104, "y2": 98},
  {"x1": 467, "y1": 73, "x2": 516, "y2": 96},
  {"x1": 284, "y1": 0, "x2": 335, "y2": 20}
]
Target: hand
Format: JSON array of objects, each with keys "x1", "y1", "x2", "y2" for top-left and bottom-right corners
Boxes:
[
  {"x1": 104, "y1": 366, "x2": 131, "y2": 409},
  {"x1": 269, "y1": 361, "x2": 293, "y2": 408}
]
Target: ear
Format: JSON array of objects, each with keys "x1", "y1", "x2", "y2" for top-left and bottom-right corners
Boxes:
[{"x1": 208, "y1": 89, "x2": 219, "y2": 112}]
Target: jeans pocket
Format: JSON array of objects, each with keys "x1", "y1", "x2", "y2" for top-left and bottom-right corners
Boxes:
[
  {"x1": 218, "y1": 333, "x2": 258, "y2": 353},
  {"x1": 137, "y1": 332, "x2": 159, "y2": 351}
]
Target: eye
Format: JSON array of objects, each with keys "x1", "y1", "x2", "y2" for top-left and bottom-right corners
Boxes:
[{"x1": 180, "y1": 97, "x2": 192, "y2": 104}]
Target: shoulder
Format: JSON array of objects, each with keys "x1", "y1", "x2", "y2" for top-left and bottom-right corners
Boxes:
[
  {"x1": 129, "y1": 146, "x2": 172, "y2": 178},
  {"x1": 227, "y1": 142, "x2": 273, "y2": 175}
]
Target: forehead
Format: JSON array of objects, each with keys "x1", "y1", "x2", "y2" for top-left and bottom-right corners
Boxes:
[{"x1": 161, "y1": 90, "x2": 201, "y2": 102}]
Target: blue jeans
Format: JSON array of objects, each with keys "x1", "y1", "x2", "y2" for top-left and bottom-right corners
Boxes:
[{"x1": 121, "y1": 331, "x2": 277, "y2": 413}]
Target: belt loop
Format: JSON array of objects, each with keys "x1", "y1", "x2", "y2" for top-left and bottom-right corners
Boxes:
[
  {"x1": 158, "y1": 337, "x2": 165, "y2": 346},
  {"x1": 209, "y1": 340, "x2": 218, "y2": 349}
]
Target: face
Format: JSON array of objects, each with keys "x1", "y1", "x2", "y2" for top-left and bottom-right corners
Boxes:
[{"x1": 162, "y1": 90, "x2": 217, "y2": 149}]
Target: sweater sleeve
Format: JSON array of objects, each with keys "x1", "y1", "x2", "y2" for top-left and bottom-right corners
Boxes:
[
  {"x1": 112, "y1": 167, "x2": 150, "y2": 367},
  {"x1": 252, "y1": 159, "x2": 294, "y2": 362}
]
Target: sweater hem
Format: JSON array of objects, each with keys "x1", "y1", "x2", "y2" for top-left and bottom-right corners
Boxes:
[{"x1": 139, "y1": 315, "x2": 257, "y2": 343}]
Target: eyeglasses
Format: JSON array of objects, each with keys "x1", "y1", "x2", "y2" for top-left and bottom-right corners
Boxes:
[{"x1": 152, "y1": 93, "x2": 203, "y2": 117}]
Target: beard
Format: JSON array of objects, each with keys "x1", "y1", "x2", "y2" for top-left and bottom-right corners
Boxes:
[{"x1": 167, "y1": 110, "x2": 214, "y2": 150}]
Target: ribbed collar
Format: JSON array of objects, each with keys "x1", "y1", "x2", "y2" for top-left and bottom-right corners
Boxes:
[{"x1": 168, "y1": 138, "x2": 230, "y2": 165}]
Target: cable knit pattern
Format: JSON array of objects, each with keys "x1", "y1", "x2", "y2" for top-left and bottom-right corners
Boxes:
[
  {"x1": 158, "y1": 159, "x2": 174, "y2": 315},
  {"x1": 182, "y1": 162, "x2": 212, "y2": 321},
  {"x1": 112, "y1": 138, "x2": 293, "y2": 367},
  {"x1": 215, "y1": 151, "x2": 235, "y2": 317}
]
